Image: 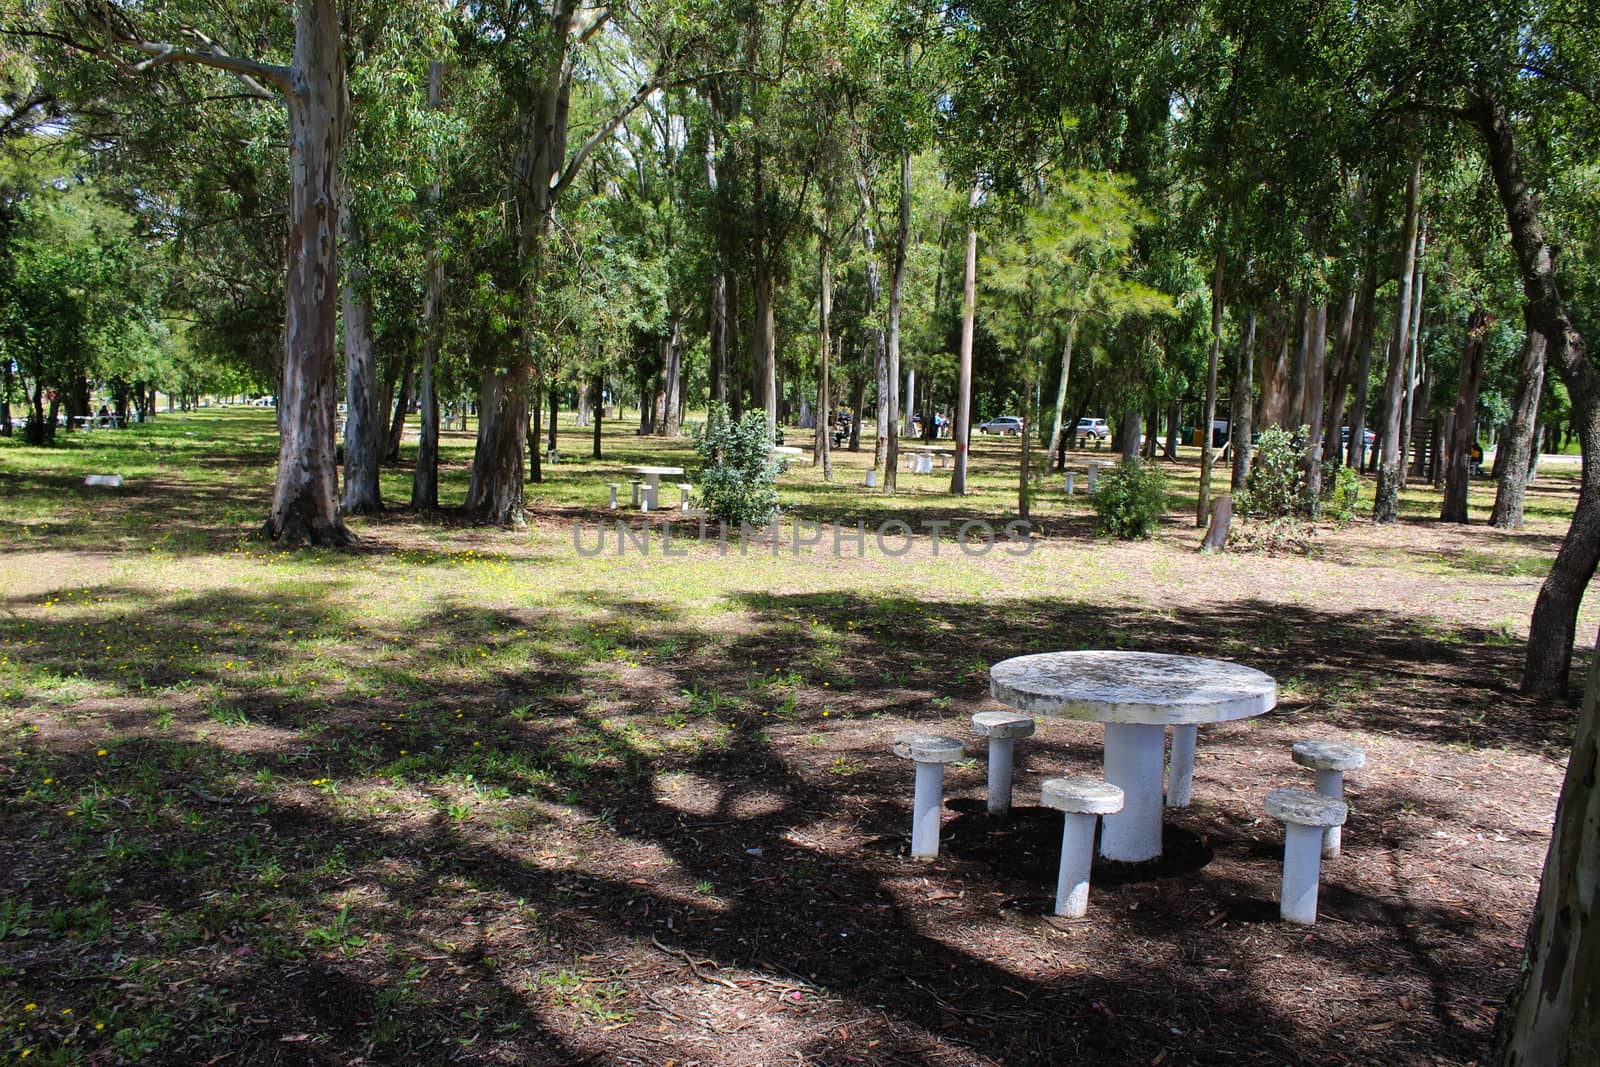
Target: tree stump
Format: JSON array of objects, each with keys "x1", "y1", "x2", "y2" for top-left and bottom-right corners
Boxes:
[{"x1": 1200, "y1": 495, "x2": 1232, "y2": 552}]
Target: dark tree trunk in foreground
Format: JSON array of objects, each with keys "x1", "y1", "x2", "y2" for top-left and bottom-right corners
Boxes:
[
  {"x1": 1374, "y1": 153, "x2": 1423, "y2": 524},
  {"x1": 1493, "y1": 639, "x2": 1600, "y2": 1064},
  {"x1": 591, "y1": 374, "x2": 603, "y2": 460},
  {"x1": 467, "y1": 362, "x2": 529, "y2": 524},
  {"x1": 815, "y1": 231, "x2": 834, "y2": 481},
  {"x1": 1470, "y1": 92, "x2": 1600, "y2": 699},
  {"x1": 1491, "y1": 328, "x2": 1548, "y2": 529},
  {"x1": 1441, "y1": 308, "x2": 1489, "y2": 523}
]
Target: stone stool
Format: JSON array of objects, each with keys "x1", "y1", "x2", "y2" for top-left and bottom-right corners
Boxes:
[
  {"x1": 1041, "y1": 778, "x2": 1124, "y2": 917},
  {"x1": 970, "y1": 711, "x2": 1036, "y2": 815},
  {"x1": 1265, "y1": 788, "x2": 1347, "y2": 925},
  {"x1": 1166, "y1": 724, "x2": 1199, "y2": 808},
  {"x1": 629, "y1": 478, "x2": 644, "y2": 508},
  {"x1": 1064, "y1": 473, "x2": 1076, "y2": 496},
  {"x1": 676, "y1": 483, "x2": 694, "y2": 510},
  {"x1": 1291, "y1": 741, "x2": 1365, "y2": 858},
  {"x1": 607, "y1": 482, "x2": 622, "y2": 509},
  {"x1": 893, "y1": 734, "x2": 966, "y2": 860}
]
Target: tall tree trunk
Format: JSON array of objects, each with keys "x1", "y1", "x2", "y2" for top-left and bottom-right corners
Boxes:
[
  {"x1": 849, "y1": 366, "x2": 864, "y2": 452},
  {"x1": 1471, "y1": 93, "x2": 1600, "y2": 698},
  {"x1": 706, "y1": 123, "x2": 729, "y2": 409},
  {"x1": 815, "y1": 230, "x2": 833, "y2": 481},
  {"x1": 1441, "y1": 308, "x2": 1490, "y2": 523},
  {"x1": 467, "y1": 361, "x2": 529, "y2": 524},
  {"x1": 882, "y1": 149, "x2": 911, "y2": 492},
  {"x1": 1286, "y1": 293, "x2": 1309, "y2": 430},
  {"x1": 592, "y1": 374, "x2": 603, "y2": 459},
  {"x1": 384, "y1": 353, "x2": 414, "y2": 463},
  {"x1": 1322, "y1": 282, "x2": 1359, "y2": 466},
  {"x1": 661, "y1": 315, "x2": 683, "y2": 436},
  {"x1": 528, "y1": 379, "x2": 543, "y2": 485},
  {"x1": 1198, "y1": 241, "x2": 1226, "y2": 525},
  {"x1": 267, "y1": 0, "x2": 351, "y2": 546},
  {"x1": 1046, "y1": 317, "x2": 1080, "y2": 471},
  {"x1": 1492, "y1": 640, "x2": 1600, "y2": 1065},
  {"x1": 1374, "y1": 153, "x2": 1423, "y2": 523},
  {"x1": 950, "y1": 186, "x2": 980, "y2": 495},
  {"x1": 340, "y1": 224, "x2": 383, "y2": 515},
  {"x1": 754, "y1": 254, "x2": 777, "y2": 434},
  {"x1": 1346, "y1": 278, "x2": 1379, "y2": 469},
  {"x1": 547, "y1": 379, "x2": 559, "y2": 453},
  {"x1": 411, "y1": 63, "x2": 445, "y2": 511},
  {"x1": 1260, "y1": 311, "x2": 1290, "y2": 429},
  {"x1": 1303, "y1": 302, "x2": 1329, "y2": 509},
  {"x1": 1231, "y1": 310, "x2": 1257, "y2": 490},
  {"x1": 1491, "y1": 330, "x2": 1548, "y2": 529},
  {"x1": 1402, "y1": 221, "x2": 1430, "y2": 480}
]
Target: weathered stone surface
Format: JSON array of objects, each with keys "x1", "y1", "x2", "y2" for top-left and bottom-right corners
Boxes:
[
  {"x1": 971, "y1": 711, "x2": 1036, "y2": 739},
  {"x1": 892, "y1": 734, "x2": 965, "y2": 763},
  {"x1": 989, "y1": 651, "x2": 1277, "y2": 724},
  {"x1": 1265, "y1": 787, "x2": 1348, "y2": 827},
  {"x1": 1291, "y1": 740, "x2": 1366, "y2": 772},
  {"x1": 1042, "y1": 777, "x2": 1125, "y2": 815}
]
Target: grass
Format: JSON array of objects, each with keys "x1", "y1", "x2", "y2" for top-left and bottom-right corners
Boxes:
[{"x1": 0, "y1": 406, "x2": 1590, "y2": 1064}]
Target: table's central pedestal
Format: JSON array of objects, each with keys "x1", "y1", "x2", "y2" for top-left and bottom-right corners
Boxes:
[{"x1": 1101, "y1": 722, "x2": 1166, "y2": 861}]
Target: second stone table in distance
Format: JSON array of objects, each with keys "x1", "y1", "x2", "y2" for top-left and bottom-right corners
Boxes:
[{"x1": 989, "y1": 650, "x2": 1278, "y2": 862}]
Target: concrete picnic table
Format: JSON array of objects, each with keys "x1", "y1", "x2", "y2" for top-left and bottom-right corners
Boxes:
[
  {"x1": 989, "y1": 651, "x2": 1277, "y2": 862},
  {"x1": 622, "y1": 465, "x2": 685, "y2": 509}
]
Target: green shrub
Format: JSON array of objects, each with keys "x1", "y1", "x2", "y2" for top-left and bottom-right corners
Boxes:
[
  {"x1": 1234, "y1": 425, "x2": 1308, "y2": 520},
  {"x1": 1091, "y1": 458, "x2": 1169, "y2": 539},
  {"x1": 691, "y1": 402, "x2": 784, "y2": 526},
  {"x1": 1322, "y1": 461, "x2": 1362, "y2": 526}
]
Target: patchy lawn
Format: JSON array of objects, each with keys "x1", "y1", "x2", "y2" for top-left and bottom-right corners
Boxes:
[{"x1": 0, "y1": 409, "x2": 1587, "y2": 1065}]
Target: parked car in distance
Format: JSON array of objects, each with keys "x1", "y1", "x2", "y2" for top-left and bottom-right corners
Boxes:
[
  {"x1": 1075, "y1": 417, "x2": 1110, "y2": 440},
  {"x1": 1339, "y1": 426, "x2": 1376, "y2": 447},
  {"x1": 979, "y1": 416, "x2": 1026, "y2": 435}
]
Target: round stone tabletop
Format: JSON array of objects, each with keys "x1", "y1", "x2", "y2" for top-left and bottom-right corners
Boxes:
[{"x1": 989, "y1": 651, "x2": 1277, "y2": 725}]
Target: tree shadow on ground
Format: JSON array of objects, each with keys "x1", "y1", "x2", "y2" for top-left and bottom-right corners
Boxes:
[{"x1": 0, "y1": 583, "x2": 1551, "y2": 1065}]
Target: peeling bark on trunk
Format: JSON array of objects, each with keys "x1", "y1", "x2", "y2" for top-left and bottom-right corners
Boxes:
[
  {"x1": 1441, "y1": 308, "x2": 1489, "y2": 524},
  {"x1": 467, "y1": 361, "x2": 528, "y2": 525},
  {"x1": 882, "y1": 150, "x2": 910, "y2": 492},
  {"x1": 1402, "y1": 222, "x2": 1429, "y2": 480},
  {"x1": 266, "y1": 0, "x2": 350, "y2": 547},
  {"x1": 1492, "y1": 642, "x2": 1600, "y2": 1065},
  {"x1": 1260, "y1": 312, "x2": 1289, "y2": 430},
  {"x1": 1491, "y1": 329, "x2": 1548, "y2": 529},
  {"x1": 1374, "y1": 154, "x2": 1423, "y2": 524},
  {"x1": 341, "y1": 216, "x2": 383, "y2": 516},
  {"x1": 1471, "y1": 93, "x2": 1600, "y2": 698}
]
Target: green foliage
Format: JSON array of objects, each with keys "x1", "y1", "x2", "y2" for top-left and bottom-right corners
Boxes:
[
  {"x1": 691, "y1": 402, "x2": 784, "y2": 526},
  {"x1": 1090, "y1": 458, "x2": 1169, "y2": 539},
  {"x1": 1323, "y1": 462, "x2": 1362, "y2": 526},
  {"x1": 1234, "y1": 426, "x2": 1310, "y2": 520}
]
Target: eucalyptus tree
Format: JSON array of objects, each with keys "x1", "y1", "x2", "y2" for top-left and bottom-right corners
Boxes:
[
  {"x1": 13, "y1": 0, "x2": 356, "y2": 543},
  {"x1": 453, "y1": 0, "x2": 726, "y2": 524}
]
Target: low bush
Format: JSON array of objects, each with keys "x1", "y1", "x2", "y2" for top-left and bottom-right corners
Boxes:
[
  {"x1": 1091, "y1": 458, "x2": 1169, "y2": 539},
  {"x1": 691, "y1": 402, "x2": 784, "y2": 527}
]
